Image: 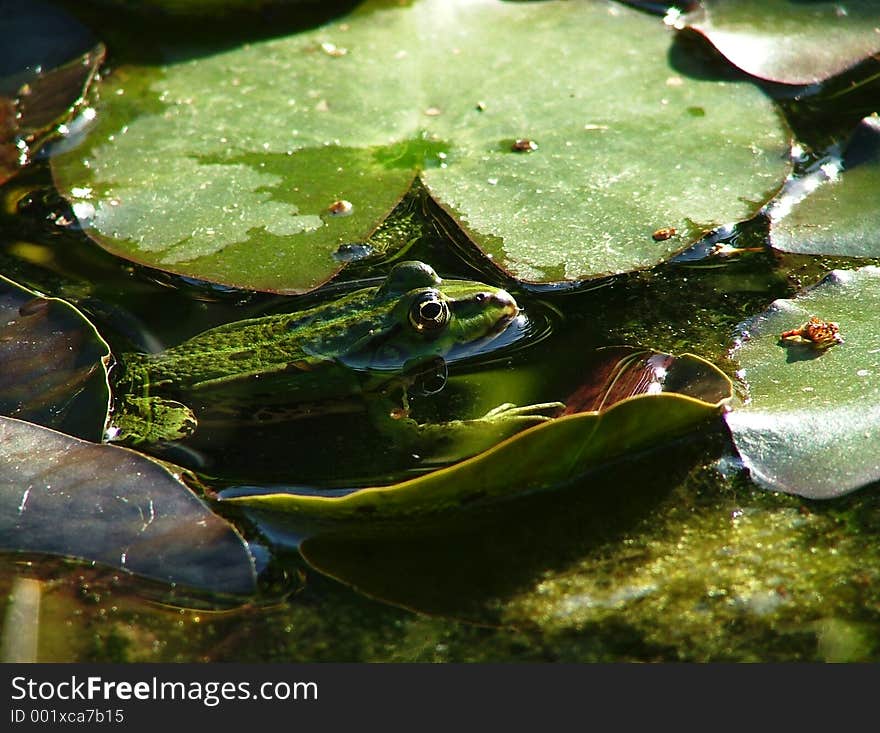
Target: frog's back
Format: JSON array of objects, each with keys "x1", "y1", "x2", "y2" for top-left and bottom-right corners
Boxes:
[
  {"x1": 111, "y1": 261, "x2": 523, "y2": 443},
  {"x1": 120, "y1": 288, "x2": 382, "y2": 398}
]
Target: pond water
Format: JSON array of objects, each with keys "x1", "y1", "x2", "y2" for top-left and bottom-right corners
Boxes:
[{"x1": 2, "y1": 0, "x2": 880, "y2": 662}]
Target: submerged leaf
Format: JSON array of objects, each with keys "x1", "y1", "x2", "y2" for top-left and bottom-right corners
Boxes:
[
  {"x1": 52, "y1": 0, "x2": 790, "y2": 292},
  {"x1": 0, "y1": 416, "x2": 257, "y2": 596},
  {"x1": 0, "y1": 275, "x2": 111, "y2": 441},
  {"x1": 223, "y1": 349, "x2": 731, "y2": 523},
  {"x1": 726, "y1": 266, "x2": 880, "y2": 498},
  {"x1": 682, "y1": 0, "x2": 880, "y2": 85},
  {"x1": 770, "y1": 116, "x2": 880, "y2": 257}
]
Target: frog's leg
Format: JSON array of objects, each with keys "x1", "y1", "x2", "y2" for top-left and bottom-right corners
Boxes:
[
  {"x1": 473, "y1": 402, "x2": 565, "y2": 423},
  {"x1": 420, "y1": 401, "x2": 566, "y2": 464},
  {"x1": 418, "y1": 401, "x2": 564, "y2": 446},
  {"x1": 374, "y1": 399, "x2": 565, "y2": 465},
  {"x1": 109, "y1": 396, "x2": 198, "y2": 445}
]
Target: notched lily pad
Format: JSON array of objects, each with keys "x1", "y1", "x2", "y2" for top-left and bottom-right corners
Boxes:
[
  {"x1": 770, "y1": 115, "x2": 880, "y2": 257},
  {"x1": 681, "y1": 0, "x2": 880, "y2": 85},
  {"x1": 0, "y1": 274, "x2": 111, "y2": 441},
  {"x1": 52, "y1": 0, "x2": 790, "y2": 293},
  {"x1": 0, "y1": 416, "x2": 257, "y2": 597},
  {"x1": 223, "y1": 348, "x2": 732, "y2": 524},
  {"x1": 726, "y1": 266, "x2": 880, "y2": 499}
]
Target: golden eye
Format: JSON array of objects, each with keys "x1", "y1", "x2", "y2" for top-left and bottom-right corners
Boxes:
[{"x1": 409, "y1": 291, "x2": 450, "y2": 332}]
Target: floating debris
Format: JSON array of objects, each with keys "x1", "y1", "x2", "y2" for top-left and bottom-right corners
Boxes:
[
  {"x1": 327, "y1": 199, "x2": 354, "y2": 217},
  {"x1": 710, "y1": 243, "x2": 765, "y2": 258},
  {"x1": 512, "y1": 138, "x2": 538, "y2": 152},
  {"x1": 652, "y1": 226, "x2": 676, "y2": 241},
  {"x1": 320, "y1": 42, "x2": 348, "y2": 57},
  {"x1": 779, "y1": 316, "x2": 844, "y2": 350}
]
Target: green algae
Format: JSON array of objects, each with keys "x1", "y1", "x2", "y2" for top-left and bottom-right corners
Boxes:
[
  {"x1": 502, "y1": 467, "x2": 880, "y2": 661},
  {"x1": 13, "y1": 463, "x2": 880, "y2": 662}
]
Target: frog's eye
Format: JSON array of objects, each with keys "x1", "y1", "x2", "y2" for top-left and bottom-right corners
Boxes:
[{"x1": 409, "y1": 291, "x2": 450, "y2": 333}]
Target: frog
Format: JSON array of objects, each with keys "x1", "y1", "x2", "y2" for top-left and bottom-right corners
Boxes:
[{"x1": 108, "y1": 260, "x2": 562, "y2": 451}]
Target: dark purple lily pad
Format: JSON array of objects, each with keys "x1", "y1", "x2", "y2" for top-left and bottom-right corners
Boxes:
[
  {"x1": 0, "y1": 0, "x2": 104, "y2": 184},
  {"x1": 0, "y1": 275, "x2": 111, "y2": 442},
  {"x1": 559, "y1": 346, "x2": 732, "y2": 415},
  {"x1": 0, "y1": 416, "x2": 257, "y2": 597}
]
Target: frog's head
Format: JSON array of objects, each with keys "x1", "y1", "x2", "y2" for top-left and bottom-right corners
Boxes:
[{"x1": 342, "y1": 261, "x2": 519, "y2": 371}]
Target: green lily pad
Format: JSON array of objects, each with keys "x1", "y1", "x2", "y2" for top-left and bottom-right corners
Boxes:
[
  {"x1": 0, "y1": 415, "x2": 257, "y2": 597},
  {"x1": 681, "y1": 0, "x2": 880, "y2": 85},
  {"x1": 770, "y1": 116, "x2": 880, "y2": 257},
  {"x1": 52, "y1": 0, "x2": 790, "y2": 293},
  {"x1": 292, "y1": 435, "x2": 713, "y2": 621},
  {"x1": 0, "y1": 0, "x2": 104, "y2": 184},
  {"x1": 223, "y1": 350, "x2": 731, "y2": 523},
  {"x1": 726, "y1": 266, "x2": 880, "y2": 499},
  {"x1": 0, "y1": 275, "x2": 111, "y2": 441}
]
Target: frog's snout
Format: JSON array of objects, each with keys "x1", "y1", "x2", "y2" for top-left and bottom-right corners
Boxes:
[
  {"x1": 480, "y1": 289, "x2": 520, "y2": 338},
  {"x1": 493, "y1": 289, "x2": 520, "y2": 321}
]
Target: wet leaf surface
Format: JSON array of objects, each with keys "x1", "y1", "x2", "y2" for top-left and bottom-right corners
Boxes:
[
  {"x1": 0, "y1": 416, "x2": 257, "y2": 597},
  {"x1": 770, "y1": 115, "x2": 880, "y2": 257},
  {"x1": 51, "y1": 0, "x2": 790, "y2": 292},
  {"x1": 682, "y1": 0, "x2": 880, "y2": 85},
  {"x1": 0, "y1": 0, "x2": 104, "y2": 184},
  {"x1": 726, "y1": 266, "x2": 880, "y2": 498},
  {"x1": 0, "y1": 274, "x2": 111, "y2": 441}
]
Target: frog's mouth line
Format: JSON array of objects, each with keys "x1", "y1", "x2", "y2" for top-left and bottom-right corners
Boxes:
[
  {"x1": 483, "y1": 294, "x2": 520, "y2": 338},
  {"x1": 486, "y1": 302, "x2": 520, "y2": 338},
  {"x1": 461, "y1": 286, "x2": 518, "y2": 326},
  {"x1": 445, "y1": 299, "x2": 525, "y2": 365}
]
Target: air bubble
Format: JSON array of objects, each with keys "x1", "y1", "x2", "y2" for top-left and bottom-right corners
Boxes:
[{"x1": 333, "y1": 243, "x2": 372, "y2": 262}]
